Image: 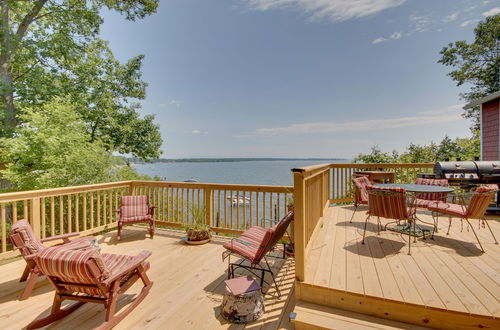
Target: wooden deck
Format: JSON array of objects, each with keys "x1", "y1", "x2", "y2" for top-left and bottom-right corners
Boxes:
[
  {"x1": 298, "y1": 205, "x2": 500, "y2": 329},
  {"x1": 0, "y1": 228, "x2": 295, "y2": 329}
]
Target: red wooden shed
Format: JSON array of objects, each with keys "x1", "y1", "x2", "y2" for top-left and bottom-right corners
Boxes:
[{"x1": 464, "y1": 91, "x2": 500, "y2": 160}]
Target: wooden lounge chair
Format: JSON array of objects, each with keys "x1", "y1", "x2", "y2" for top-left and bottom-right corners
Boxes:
[
  {"x1": 222, "y1": 211, "x2": 294, "y2": 297},
  {"x1": 115, "y1": 195, "x2": 157, "y2": 240},
  {"x1": 10, "y1": 219, "x2": 96, "y2": 300},
  {"x1": 427, "y1": 185, "x2": 498, "y2": 252},
  {"x1": 27, "y1": 246, "x2": 153, "y2": 330},
  {"x1": 350, "y1": 176, "x2": 371, "y2": 222},
  {"x1": 364, "y1": 185, "x2": 416, "y2": 254}
]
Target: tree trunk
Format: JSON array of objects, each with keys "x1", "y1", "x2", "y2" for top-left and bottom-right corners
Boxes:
[{"x1": 0, "y1": 60, "x2": 16, "y2": 132}]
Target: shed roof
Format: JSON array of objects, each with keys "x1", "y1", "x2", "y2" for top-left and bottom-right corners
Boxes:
[{"x1": 463, "y1": 90, "x2": 500, "y2": 109}]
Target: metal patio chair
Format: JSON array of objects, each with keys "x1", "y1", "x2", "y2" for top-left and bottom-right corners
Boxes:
[
  {"x1": 222, "y1": 211, "x2": 294, "y2": 298},
  {"x1": 350, "y1": 176, "x2": 371, "y2": 223},
  {"x1": 427, "y1": 185, "x2": 498, "y2": 252}
]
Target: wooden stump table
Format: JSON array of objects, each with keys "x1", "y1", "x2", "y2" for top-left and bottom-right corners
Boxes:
[{"x1": 221, "y1": 276, "x2": 264, "y2": 324}]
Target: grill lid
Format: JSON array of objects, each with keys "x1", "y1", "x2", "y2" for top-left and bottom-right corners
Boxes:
[{"x1": 434, "y1": 161, "x2": 478, "y2": 175}]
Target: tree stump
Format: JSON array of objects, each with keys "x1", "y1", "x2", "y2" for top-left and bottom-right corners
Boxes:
[{"x1": 221, "y1": 276, "x2": 264, "y2": 324}]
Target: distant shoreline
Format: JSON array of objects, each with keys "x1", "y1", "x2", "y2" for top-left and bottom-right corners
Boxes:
[{"x1": 128, "y1": 157, "x2": 349, "y2": 164}]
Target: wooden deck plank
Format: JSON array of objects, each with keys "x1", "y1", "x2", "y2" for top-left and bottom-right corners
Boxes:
[
  {"x1": 0, "y1": 228, "x2": 293, "y2": 330},
  {"x1": 329, "y1": 207, "x2": 347, "y2": 291}
]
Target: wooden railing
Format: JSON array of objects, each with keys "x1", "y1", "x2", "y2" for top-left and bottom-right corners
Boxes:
[
  {"x1": 0, "y1": 180, "x2": 293, "y2": 260},
  {"x1": 293, "y1": 162, "x2": 433, "y2": 281}
]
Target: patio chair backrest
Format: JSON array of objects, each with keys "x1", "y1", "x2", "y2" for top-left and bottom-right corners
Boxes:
[
  {"x1": 254, "y1": 211, "x2": 294, "y2": 263},
  {"x1": 366, "y1": 185, "x2": 409, "y2": 220},
  {"x1": 352, "y1": 176, "x2": 371, "y2": 204},
  {"x1": 120, "y1": 195, "x2": 150, "y2": 217},
  {"x1": 10, "y1": 219, "x2": 45, "y2": 256},
  {"x1": 466, "y1": 185, "x2": 497, "y2": 219},
  {"x1": 36, "y1": 246, "x2": 110, "y2": 295},
  {"x1": 414, "y1": 178, "x2": 449, "y2": 202}
]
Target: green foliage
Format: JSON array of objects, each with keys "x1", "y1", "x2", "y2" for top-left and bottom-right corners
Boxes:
[
  {"x1": 0, "y1": 0, "x2": 162, "y2": 160},
  {"x1": 355, "y1": 136, "x2": 480, "y2": 164},
  {"x1": 438, "y1": 15, "x2": 500, "y2": 131},
  {"x1": 0, "y1": 99, "x2": 150, "y2": 190}
]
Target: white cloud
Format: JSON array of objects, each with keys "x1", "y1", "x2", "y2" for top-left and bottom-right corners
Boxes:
[
  {"x1": 442, "y1": 12, "x2": 459, "y2": 23},
  {"x1": 409, "y1": 14, "x2": 432, "y2": 32},
  {"x1": 191, "y1": 130, "x2": 208, "y2": 135},
  {"x1": 460, "y1": 19, "x2": 479, "y2": 27},
  {"x1": 483, "y1": 7, "x2": 500, "y2": 17},
  {"x1": 372, "y1": 31, "x2": 402, "y2": 44},
  {"x1": 169, "y1": 100, "x2": 181, "y2": 108},
  {"x1": 372, "y1": 37, "x2": 387, "y2": 44},
  {"x1": 255, "y1": 111, "x2": 462, "y2": 136},
  {"x1": 244, "y1": 0, "x2": 406, "y2": 23},
  {"x1": 417, "y1": 104, "x2": 463, "y2": 115}
]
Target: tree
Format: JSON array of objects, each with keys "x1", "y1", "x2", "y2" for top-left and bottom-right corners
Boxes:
[
  {"x1": 438, "y1": 15, "x2": 500, "y2": 130},
  {"x1": 0, "y1": 0, "x2": 162, "y2": 159},
  {"x1": 353, "y1": 145, "x2": 399, "y2": 163}
]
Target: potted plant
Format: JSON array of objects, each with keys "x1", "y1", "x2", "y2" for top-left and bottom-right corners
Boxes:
[{"x1": 183, "y1": 205, "x2": 212, "y2": 245}]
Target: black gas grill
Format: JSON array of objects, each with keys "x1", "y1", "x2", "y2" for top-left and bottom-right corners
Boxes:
[{"x1": 418, "y1": 161, "x2": 500, "y2": 211}]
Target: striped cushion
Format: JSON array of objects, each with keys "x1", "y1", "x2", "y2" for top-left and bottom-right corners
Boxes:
[
  {"x1": 37, "y1": 246, "x2": 110, "y2": 285},
  {"x1": 120, "y1": 195, "x2": 150, "y2": 218},
  {"x1": 352, "y1": 176, "x2": 371, "y2": 204},
  {"x1": 10, "y1": 220, "x2": 45, "y2": 254},
  {"x1": 414, "y1": 178, "x2": 449, "y2": 202},
  {"x1": 120, "y1": 214, "x2": 153, "y2": 223},
  {"x1": 467, "y1": 185, "x2": 496, "y2": 218},
  {"x1": 223, "y1": 228, "x2": 274, "y2": 265},
  {"x1": 366, "y1": 185, "x2": 411, "y2": 220},
  {"x1": 428, "y1": 202, "x2": 466, "y2": 217}
]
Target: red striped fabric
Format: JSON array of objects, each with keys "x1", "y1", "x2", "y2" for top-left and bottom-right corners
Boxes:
[
  {"x1": 427, "y1": 202, "x2": 466, "y2": 217},
  {"x1": 120, "y1": 214, "x2": 153, "y2": 223},
  {"x1": 467, "y1": 185, "x2": 497, "y2": 218},
  {"x1": 120, "y1": 195, "x2": 150, "y2": 218},
  {"x1": 10, "y1": 220, "x2": 45, "y2": 254},
  {"x1": 366, "y1": 185, "x2": 411, "y2": 220},
  {"x1": 352, "y1": 176, "x2": 371, "y2": 205},
  {"x1": 414, "y1": 178, "x2": 449, "y2": 202},
  {"x1": 223, "y1": 228, "x2": 274, "y2": 265}
]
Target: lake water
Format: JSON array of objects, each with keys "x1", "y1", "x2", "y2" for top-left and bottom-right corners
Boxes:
[{"x1": 133, "y1": 160, "x2": 349, "y2": 186}]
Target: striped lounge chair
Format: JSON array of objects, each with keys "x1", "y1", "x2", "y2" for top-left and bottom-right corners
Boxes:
[
  {"x1": 350, "y1": 176, "x2": 371, "y2": 222},
  {"x1": 364, "y1": 185, "x2": 417, "y2": 254},
  {"x1": 427, "y1": 185, "x2": 499, "y2": 252},
  {"x1": 222, "y1": 211, "x2": 294, "y2": 297},
  {"x1": 27, "y1": 246, "x2": 153, "y2": 330},
  {"x1": 10, "y1": 219, "x2": 96, "y2": 300},
  {"x1": 115, "y1": 195, "x2": 157, "y2": 240}
]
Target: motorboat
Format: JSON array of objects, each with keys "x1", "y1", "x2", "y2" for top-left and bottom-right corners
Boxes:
[{"x1": 226, "y1": 195, "x2": 250, "y2": 206}]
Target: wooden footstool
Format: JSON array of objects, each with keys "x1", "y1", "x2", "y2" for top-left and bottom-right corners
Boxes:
[{"x1": 221, "y1": 276, "x2": 264, "y2": 323}]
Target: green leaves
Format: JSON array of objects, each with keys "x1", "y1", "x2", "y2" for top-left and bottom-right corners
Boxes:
[{"x1": 438, "y1": 15, "x2": 500, "y2": 131}]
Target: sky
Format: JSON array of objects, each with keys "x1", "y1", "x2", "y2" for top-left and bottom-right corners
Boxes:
[{"x1": 100, "y1": 0, "x2": 500, "y2": 159}]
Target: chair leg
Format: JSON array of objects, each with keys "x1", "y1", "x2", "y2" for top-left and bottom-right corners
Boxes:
[
  {"x1": 350, "y1": 204, "x2": 358, "y2": 223},
  {"x1": 149, "y1": 221, "x2": 155, "y2": 239},
  {"x1": 482, "y1": 218, "x2": 499, "y2": 244},
  {"x1": 464, "y1": 218, "x2": 484, "y2": 252},
  {"x1": 27, "y1": 301, "x2": 86, "y2": 329},
  {"x1": 376, "y1": 217, "x2": 382, "y2": 235},
  {"x1": 117, "y1": 223, "x2": 122, "y2": 240},
  {"x1": 408, "y1": 222, "x2": 412, "y2": 255},
  {"x1": 20, "y1": 270, "x2": 39, "y2": 301},
  {"x1": 361, "y1": 215, "x2": 370, "y2": 244},
  {"x1": 447, "y1": 216, "x2": 452, "y2": 235},
  {"x1": 20, "y1": 263, "x2": 32, "y2": 282}
]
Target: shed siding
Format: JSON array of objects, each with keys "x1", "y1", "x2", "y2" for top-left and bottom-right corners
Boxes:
[{"x1": 482, "y1": 98, "x2": 500, "y2": 160}]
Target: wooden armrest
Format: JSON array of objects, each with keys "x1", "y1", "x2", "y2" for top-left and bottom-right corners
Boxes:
[
  {"x1": 41, "y1": 232, "x2": 79, "y2": 243},
  {"x1": 103, "y1": 250, "x2": 152, "y2": 285},
  {"x1": 24, "y1": 253, "x2": 37, "y2": 260}
]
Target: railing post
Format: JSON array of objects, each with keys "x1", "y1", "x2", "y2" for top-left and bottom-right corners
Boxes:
[
  {"x1": 204, "y1": 188, "x2": 213, "y2": 227},
  {"x1": 129, "y1": 181, "x2": 137, "y2": 195},
  {"x1": 30, "y1": 198, "x2": 41, "y2": 238},
  {"x1": 293, "y1": 170, "x2": 306, "y2": 283}
]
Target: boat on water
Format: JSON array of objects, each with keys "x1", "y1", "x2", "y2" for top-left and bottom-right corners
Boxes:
[
  {"x1": 183, "y1": 178, "x2": 197, "y2": 182},
  {"x1": 226, "y1": 195, "x2": 250, "y2": 206}
]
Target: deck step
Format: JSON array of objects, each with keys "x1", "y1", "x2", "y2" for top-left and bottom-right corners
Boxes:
[{"x1": 291, "y1": 301, "x2": 430, "y2": 330}]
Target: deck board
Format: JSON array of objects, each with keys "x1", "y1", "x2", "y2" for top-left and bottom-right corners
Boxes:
[
  {"x1": 304, "y1": 204, "x2": 500, "y2": 322},
  {"x1": 0, "y1": 228, "x2": 294, "y2": 330}
]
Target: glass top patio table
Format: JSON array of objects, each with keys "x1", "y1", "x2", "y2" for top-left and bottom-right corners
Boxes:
[{"x1": 374, "y1": 183, "x2": 454, "y2": 193}]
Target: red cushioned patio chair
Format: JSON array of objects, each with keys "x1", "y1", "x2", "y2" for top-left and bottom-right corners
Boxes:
[
  {"x1": 115, "y1": 195, "x2": 157, "y2": 240},
  {"x1": 363, "y1": 185, "x2": 417, "y2": 254},
  {"x1": 414, "y1": 178, "x2": 449, "y2": 208},
  {"x1": 222, "y1": 211, "x2": 294, "y2": 297},
  {"x1": 350, "y1": 176, "x2": 371, "y2": 223},
  {"x1": 427, "y1": 185, "x2": 498, "y2": 252},
  {"x1": 10, "y1": 219, "x2": 96, "y2": 300},
  {"x1": 27, "y1": 246, "x2": 153, "y2": 330}
]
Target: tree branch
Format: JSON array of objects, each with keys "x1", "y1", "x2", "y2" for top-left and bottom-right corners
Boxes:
[{"x1": 15, "y1": 0, "x2": 49, "y2": 43}]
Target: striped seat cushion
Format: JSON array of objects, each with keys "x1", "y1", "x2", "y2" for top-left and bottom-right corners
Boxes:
[
  {"x1": 414, "y1": 178, "x2": 449, "y2": 203},
  {"x1": 427, "y1": 202, "x2": 466, "y2": 217},
  {"x1": 120, "y1": 214, "x2": 153, "y2": 223},
  {"x1": 10, "y1": 220, "x2": 45, "y2": 254},
  {"x1": 352, "y1": 176, "x2": 371, "y2": 205},
  {"x1": 223, "y1": 228, "x2": 274, "y2": 265}
]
